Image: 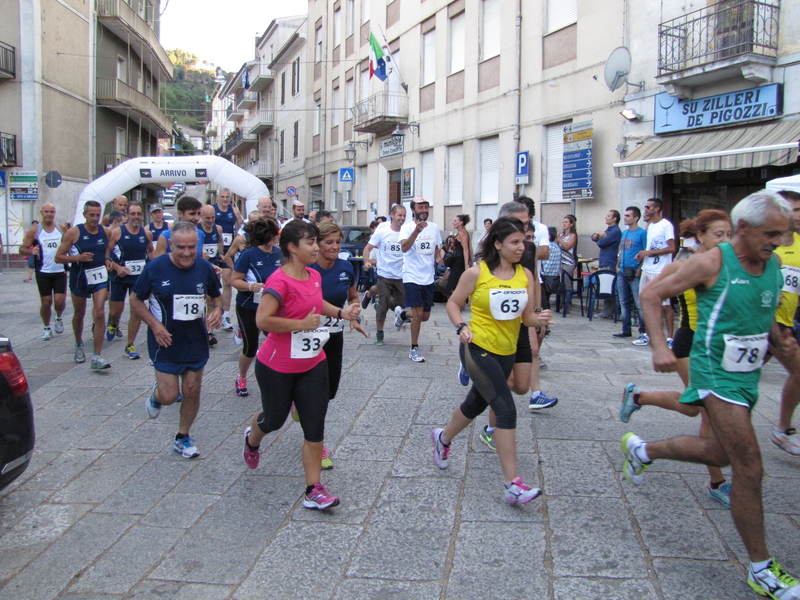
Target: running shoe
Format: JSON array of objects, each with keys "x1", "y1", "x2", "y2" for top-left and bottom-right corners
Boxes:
[
  {"x1": 621, "y1": 432, "x2": 650, "y2": 486},
  {"x1": 124, "y1": 345, "x2": 140, "y2": 360},
  {"x1": 90, "y1": 355, "x2": 111, "y2": 370},
  {"x1": 303, "y1": 483, "x2": 340, "y2": 510},
  {"x1": 708, "y1": 481, "x2": 731, "y2": 508},
  {"x1": 632, "y1": 333, "x2": 649, "y2": 346},
  {"x1": 620, "y1": 383, "x2": 641, "y2": 423},
  {"x1": 321, "y1": 447, "x2": 333, "y2": 470},
  {"x1": 54, "y1": 318, "x2": 64, "y2": 334},
  {"x1": 291, "y1": 404, "x2": 300, "y2": 422},
  {"x1": 235, "y1": 374, "x2": 248, "y2": 397},
  {"x1": 748, "y1": 560, "x2": 800, "y2": 600},
  {"x1": 539, "y1": 356, "x2": 548, "y2": 371},
  {"x1": 409, "y1": 347, "x2": 425, "y2": 363},
  {"x1": 146, "y1": 382, "x2": 161, "y2": 419},
  {"x1": 458, "y1": 362, "x2": 469, "y2": 386},
  {"x1": 74, "y1": 343, "x2": 86, "y2": 364},
  {"x1": 529, "y1": 391, "x2": 558, "y2": 410},
  {"x1": 771, "y1": 428, "x2": 800, "y2": 456},
  {"x1": 394, "y1": 306, "x2": 404, "y2": 332},
  {"x1": 612, "y1": 331, "x2": 633, "y2": 338},
  {"x1": 173, "y1": 436, "x2": 200, "y2": 459},
  {"x1": 42, "y1": 327, "x2": 52, "y2": 341},
  {"x1": 208, "y1": 332, "x2": 218, "y2": 346},
  {"x1": 105, "y1": 324, "x2": 117, "y2": 341},
  {"x1": 115, "y1": 327, "x2": 123, "y2": 338},
  {"x1": 23, "y1": 278, "x2": 32, "y2": 283},
  {"x1": 504, "y1": 477, "x2": 542, "y2": 505},
  {"x1": 233, "y1": 324, "x2": 243, "y2": 346},
  {"x1": 431, "y1": 428, "x2": 450, "y2": 469},
  {"x1": 479, "y1": 425, "x2": 496, "y2": 451},
  {"x1": 667, "y1": 337, "x2": 674, "y2": 350},
  {"x1": 375, "y1": 331, "x2": 384, "y2": 346},
  {"x1": 361, "y1": 290, "x2": 371, "y2": 309},
  {"x1": 243, "y1": 427, "x2": 260, "y2": 469},
  {"x1": 221, "y1": 314, "x2": 234, "y2": 331}
]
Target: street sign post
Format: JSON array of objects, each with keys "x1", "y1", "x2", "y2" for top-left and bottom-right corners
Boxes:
[
  {"x1": 8, "y1": 171, "x2": 39, "y2": 201},
  {"x1": 515, "y1": 151, "x2": 529, "y2": 185},
  {"x1": 339, "y1": 168, "x2": 354, "y2": 182},
  {"x1": 562, "y1": 121, "x2": 593, "y2": 199}
]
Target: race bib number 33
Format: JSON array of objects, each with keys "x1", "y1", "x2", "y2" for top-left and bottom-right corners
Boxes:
[
  {"x1": 489, "y1": 289, "x2": 528, "y2": 320},
  {"x1": 290, "y1": 328, "x2": 330, "y2": 359},
  {"x1": 721, "y1": 333, "x2": 768, "y2": 373}
]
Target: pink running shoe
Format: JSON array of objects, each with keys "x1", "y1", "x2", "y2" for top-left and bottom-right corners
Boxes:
[
  {"x1": 303, "y1": 483, "x2": 340, "y2": 510},
  {"x1": 243, "y1": 427, "x2": 261, "y2": 469},
  {"x1": 504, "y1": 477, "x2": 542, "y2": 504},
  {"x1": 235, "y1": 374, "x2": 248, "y2": 397},
  {"x1": 431, "y1": 428, "x2": 450, "y2": 469}
]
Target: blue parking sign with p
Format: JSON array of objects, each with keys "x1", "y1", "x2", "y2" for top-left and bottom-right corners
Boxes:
[
  {"x1": 515, "y1": 151, "x2": 529, "y2": 185},
  {"x1": 339, "y1": 168, "x2": 354, "y2": 182}
]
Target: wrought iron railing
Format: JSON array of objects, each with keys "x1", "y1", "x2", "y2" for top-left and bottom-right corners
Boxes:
[
  {"x1": 103, "y1": 153, "x2": 130, "y2": 171},
  {"x1": 235, "y1": 88, "x2": 257, "y2": 108},
  {"x1": 351, "y1": 92, "x2": 408, "y2": 128},
  {"x1": 224, "y1": 129, "x2": 257, "y2": 155},
  {"x1": 96, "y1": 77, "x2": 171, "y2": 135},
  {"x1": 96, "y1": 0, "x2": 171, "y2": 76},
  {"x1": 658, "y1": 0, "x2": 779, "y2": 74},
  {"x1": 0, "y1": 132, "x2": 17, "y2": 167},
  {"x1": 0, "y1": 41, "x2": 15, "y2": 78}
]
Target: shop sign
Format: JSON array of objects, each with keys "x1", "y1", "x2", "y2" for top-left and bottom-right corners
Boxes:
[{"x1": 379, "y1": 136, "x2": 404, "y2": 158}]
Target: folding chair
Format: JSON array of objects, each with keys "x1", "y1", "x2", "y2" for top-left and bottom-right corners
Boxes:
[
  {"x1": 586, "y1": 270, "x2": 618, "y2": 322},
  {"x1": 558, "y1": 269, "x2": 584, "y2": 318}
]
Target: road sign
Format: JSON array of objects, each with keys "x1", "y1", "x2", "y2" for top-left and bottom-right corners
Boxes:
[
  {"x1": 286, "y1": 186, "x2": 297, "y2": 197},
  {"x1": 9, "y1": 170, "x2": 39, "y2": 201},
  {"x1": 562, "y1": 122, "x2": 593, "y2": 200},
  {"x1": 45, "y1": 171, "x2": 62, "y2": 189},
  {"x1": 339, "y1": 168, "x2": 354, "y2": 182},
  {"x1": 515, "y1": 151, "x2": 529, "y2": 185},
  {"x1": 0, "y1": 171, "x2": 6, "y2": 188}
]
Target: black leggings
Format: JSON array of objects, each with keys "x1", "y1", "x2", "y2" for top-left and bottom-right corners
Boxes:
[
  {"x1": 459, "y1": 343, "x2": 517, "y2": 429},
  {"x1": 254, "y1": 359, "x2": 329, "y2": 442},
  {"x1": 323, "y1": 332, "x2": 343, "y2": 400},
  {"x1": 236, "y1": 304, "x2": 261, "y2": 358}
]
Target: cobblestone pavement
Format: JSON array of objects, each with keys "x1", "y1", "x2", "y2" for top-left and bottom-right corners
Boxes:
[{"x1": 0, "y1": 270, "x2": 798, "y2": 600}]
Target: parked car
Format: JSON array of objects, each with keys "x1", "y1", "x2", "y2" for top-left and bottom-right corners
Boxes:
[
  {"x1": 339, "y1": 226, "x2": 372, "y2": 258},
  {"x1": 0, "y1": 336, "x2": 34, "y2": 492},
  {"x1": 161, "y1": 190, "x2": 176, "y2": 207},
  {"x1": 162, "y1": 212, "x2": 174, "y2": 226}
]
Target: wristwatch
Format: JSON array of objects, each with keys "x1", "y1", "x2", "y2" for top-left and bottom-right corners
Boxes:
[{"x1": 455, "y1": 322, "x2": 467, "y2": 335}]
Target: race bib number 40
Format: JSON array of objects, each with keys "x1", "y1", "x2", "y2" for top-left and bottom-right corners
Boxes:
[
  {"x1": 290, "y1": 328, "x2": 330, "y2": 359},
  {"x1": 782, "y1": 265, "x2": 800, "y2": 295},
  {"x1": 721, "y1": 333, "x2": 768, "y2": 373},
  {"x1": 84, "y1": 265, "x2": 108, "y2": 285},
  {"x1": 173, "y1": 294, "x2": 205, "y2": 321},
  {"x1": 222, "y1": 233, "x2": 233, "y2": 247},
  {"x1": 489, "y1": 288, "x2": 528, "y2": 320}
]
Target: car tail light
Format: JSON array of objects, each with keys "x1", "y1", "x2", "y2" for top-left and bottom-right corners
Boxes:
[{"x1": 0, "y1": 352, "x2": 29, "y2": 396}]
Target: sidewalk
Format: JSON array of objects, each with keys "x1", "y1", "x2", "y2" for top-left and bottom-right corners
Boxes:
[{"x1": 0, "y1": 276, "x2": 797, "y2": 600}]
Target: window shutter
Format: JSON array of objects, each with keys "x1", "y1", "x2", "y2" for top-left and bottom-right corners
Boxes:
[
  {"x1": 547, "y1": 0, "x2": 577, "y2": 34},
  {"x1": 449, "y1": 13, "x2": 465, "y2": 74},
  {"x1": 361, "y1": 0, "x2": 370, "y2": 24},
  {"x1": 546, "y1": 123, "x2": 566, "y2": 202},
  {"x1": 479, "y1": 137, "x2": 499, "y2": 204},
  {"x1": 447, "y1": 144, "x2": 464, "y2": 205},
  {"x1": 481, "y1": 0, "x2": 501, "y2": 60},
  {"x1": 422, "y1": 30, "x2": 436, "y2": 86},
  {"x1": 358, "y1": 166, "x2": 368, "y2": 209},
  {"x1": 421, "y1": 150, "x2": 435, "y2": 204},
  {"x1": 360, "y1": 68, "x2": 369, "y2": 101}
]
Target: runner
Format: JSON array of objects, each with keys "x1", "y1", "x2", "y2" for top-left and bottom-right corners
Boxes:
[
  {"x1": 130, "y1": 221, "x2": 223, "y2": 459},
  {"x1": 18, "y1": 203, "x2": 68, "y2": 340},
  {"x1": 105, "y1": 202, "x2": 153, "y2": 359},
  {"x1": 55, "y1": 200, "x2": 113, "y2": 369},
  {"x1": 241, "y1": 220, "x2": 359, "y2": 510},
  {"x1": 101, "y1": 195, "x2": 128, "y2": 227},
  {"x1": 230, "y1": 217, "x2": 282, "y2": 396},
  {"x1": 432, "y1": 217, "x2": 553, "y2": 504},
  {"x1": 625, "y1": 190, "x2": 800, "y2": 598},
  {"x1": 213, "y1": 188, "x2": 243, "y2": 331},
  {"x1": 147, "y1": 203, "x2": 171, "y2": 249},
  {"x1": 311, "y1": 222, "x2": 368, "y2": 469},
  {"x1": 153, "y1": 196, "x2": 204, "y2": 257},
  {"x1": 225, "y1": 209, "x2": 266, "y2": 347}
]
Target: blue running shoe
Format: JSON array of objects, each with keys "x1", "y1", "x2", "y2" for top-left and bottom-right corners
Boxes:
[
  {"x1": 708, "y1": 481, "x2": 731, "y2": 508},
  {"x1": 620, "y1": 383, "x2": 641, "y2": 423},
  {"x1": 458, "y1": 362, "x2": 469, "y2": 386}
]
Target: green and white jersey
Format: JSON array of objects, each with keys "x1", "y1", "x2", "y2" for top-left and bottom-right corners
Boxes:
[{"x1": 681, "y1": 241, "x2": 781, "y2": 410}]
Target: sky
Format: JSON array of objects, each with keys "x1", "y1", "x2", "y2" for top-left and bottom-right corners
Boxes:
[{"x1": 159, "y1": 0, "x2": 308, "y2": 72}]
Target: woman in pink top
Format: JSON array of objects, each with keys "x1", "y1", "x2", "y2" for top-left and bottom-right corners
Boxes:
[{"x1": 241, "y1": 221, "x2": 359, "y2": 510}]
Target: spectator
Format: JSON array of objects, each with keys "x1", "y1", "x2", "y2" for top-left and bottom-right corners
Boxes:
[
  {"x1": 556, "y1": 214, "x2": 578, "y2": 273},
  {"x1": 315, "y1": 210, "x2": 334, "y2": 224},
  {"x1": 613, "y1": 206, "x2": 647, "y2": 339},
  {"x1": 447, "y1": 214, "x2": 472, "y2": 293},
  {"x1": 23, "y1": 220, "x2": 39, "y2": 282},
  {"x1": 591, "y1": 210, "x2": 622, "y2": 318},
  {"x1": 540, "y1": 226, "x2": 562, "y2": 310}
]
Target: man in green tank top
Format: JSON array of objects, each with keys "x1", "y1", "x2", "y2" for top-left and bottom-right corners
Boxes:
[{"x1": 622, "y1": 190, "x2": 800, "y2": 599}]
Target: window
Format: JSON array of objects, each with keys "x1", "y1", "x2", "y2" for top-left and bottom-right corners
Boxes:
[
  {"x1": 387, "y1": 49, "x2": 401, "y2": 95},
  {"x1": 545, "y1": 123, "x2": 567, "y2": 201},
  {"x1": 314, "y1": 103, "x2": 322, "y2": 135},
  {"x1": 334, "y1": 8, "x2": 342, "y2": 47},
  {"x1": 421, "y1": 29, "x2": 436, "y2": 86},
  {"x1": 293, "y1": 120, "x2": 300, "y2": 158},
  {"x1": 546, "y1": 0, "x2": 577, "y2": 34},
  {"x1": 447, "y1": 144, "x2": 464, "y2": 205},
  {"x1": 357, "y1": 166, "x2": 368, "y2": 209},
  {"x1": 279, "y1": 129, "x2": 285, "y2": 164},
  {"x1": 116, "y1": 127, "x2": 127, "y2": 155},
  {"x1": 449, "y1": 12, "x2": 465, "y2": 74},
  {"x1": 479, "y1": 137, "x2": 499, "y2": 204},
  {"x1": 361, "y1": 0, "x2": 370, "y2": 24},
  {"x1": 346, "y1": 0, "x2": 355, "y2": 36},
  {"x1": 421, "y1": 150, "x2": 435, "y2": 204},
  {"x1": 315, "y1": 24, "x2": 323, "y2": 61},
  {"x1": 360, "y1": 68, "x2": 370, "y2": 102},
  {"x1": 117, "y1": 56, "x2": 127, "y2": 83},
  {"x1": 330, "y1": 172, "x2": 339, "y2": 210},
  {"x1": 345, "y1": 79, "x2": 354, "y2": 120},
  {"x1": 481, "y1": 0, "x2": 501, "y2": 61},
  {"x1": 280, "y1": 71, "x2": 286, "y2": 105},
  {"x1": 332, "y1": 86, "x2": 340, "y2": 127},
  {"x1": 292, "y1": 58, "x2": 301, "y2": 96}
]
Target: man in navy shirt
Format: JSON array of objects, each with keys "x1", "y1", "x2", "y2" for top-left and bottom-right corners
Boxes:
[
  {"x1": 131, "y1": 221, "x2": 223, "y2": 459},
  {"x1": 613, "y1": 206, "x2": 648, "y2": 339},
  {"x1": 591, "y1": 210, "x2": 622, "y2": 318}
]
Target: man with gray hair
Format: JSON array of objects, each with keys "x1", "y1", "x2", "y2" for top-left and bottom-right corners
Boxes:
[
  {"x1": 213, "y1": 188, "x2": 243, "y2": 331},
  {"x1": 625, "y1": 190, "x2": 800, "y2": 598}
]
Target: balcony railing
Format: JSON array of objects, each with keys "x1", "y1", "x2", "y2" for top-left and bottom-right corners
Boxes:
[
  {"x1": 0, "y1": 41, "x2": 15, "y2": 79},
  {"x1": 248, "y1": 63, "x2": 274, "y2": 92},
  {"x1": 352, "y1": 92, "x2": 408, "y2": 134},
  {"x1": 246, "y1": 161, "x2": 273, "y2": 178},
  {"x1": 658, "y1": 0, "x2": 779, "y2": 74},
  {"x1": 96, "y1": 77, "x2": 171, "y2": 136},
  {"x1": 0, "y1": 132, "x2": 17, "y2": 167},
  {"x1": 227, "y1": 101, "x2": 244, "y2": 122},
  {"x1": 224, "y1": 129, "x2": 257, "y2": 155},
  {"x1": 247, "y1": 109, "x2": 275, "y2": 135},
  {"x1": 96, "y1": 0, "x2": 173, "y2": 77},
  {"x1": 103, "y1": 153, "x2": 131, "y2": 171},
  {"x1": 235, "y1": 88, "x2": 258, "y2": 110}
]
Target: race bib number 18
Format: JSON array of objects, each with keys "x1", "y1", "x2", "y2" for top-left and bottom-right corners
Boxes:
[
  {"x1": 173, "y1": 294, "x2": 205, "y2": 321},
  {"x1": 721, "y1": 333, "x2": 768, "y2": 373},
  {"x1": 488, "y1": 289, "x2": 528, "y2": 320}
]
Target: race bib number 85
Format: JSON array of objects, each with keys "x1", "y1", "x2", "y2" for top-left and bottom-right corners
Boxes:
[
  {"x1": 721, "y1": 333, "x2": 768, "y2": 373},
  {"x1": 173, "y1": 294, "x2": 205, "y2": 321},
  {"x1": 290, "y1": 328, "x2": 330, "y2": 359},
  {"x1": 489, "y1": 289, "x2": 528, "y2": 320}
]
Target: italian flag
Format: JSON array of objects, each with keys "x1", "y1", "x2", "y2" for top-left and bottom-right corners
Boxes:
[{"x1": 369, "y1": 33, "x2": 389, "y2": 81}]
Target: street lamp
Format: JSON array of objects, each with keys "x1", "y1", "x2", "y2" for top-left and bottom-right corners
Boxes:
[
  {"x1": 345, "y1": 140, "x2": 371, "y2": 164},
  {"x1": 392, "y1": 122, "x2": 421, "y2": 137}
]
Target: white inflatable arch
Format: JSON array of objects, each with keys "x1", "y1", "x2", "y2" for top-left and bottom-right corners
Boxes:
[{"x1": 73, "y1": 155, "x2": 270, "y2": 224}]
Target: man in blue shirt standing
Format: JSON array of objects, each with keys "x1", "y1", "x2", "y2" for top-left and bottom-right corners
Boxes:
[
  {"x1": 591, "y1": 210, "x2": 622, "y2": 318},
  {"x1": 613, "y1": 206, "x2": 648, "y2": 338}
]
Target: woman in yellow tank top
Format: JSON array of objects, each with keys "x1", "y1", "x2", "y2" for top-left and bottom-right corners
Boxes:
[{"x1": 430, "y1": 217, "x2": 553, "y2": 505}]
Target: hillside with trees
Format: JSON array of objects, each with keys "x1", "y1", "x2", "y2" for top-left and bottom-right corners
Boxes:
[{"x1": 164, "y1": 49, "x2": 222, "y2": 133}]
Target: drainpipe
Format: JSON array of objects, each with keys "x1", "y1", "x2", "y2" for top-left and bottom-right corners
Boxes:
[{"x1": 513, "y1": 0, "x2": 522, "y2": 197}]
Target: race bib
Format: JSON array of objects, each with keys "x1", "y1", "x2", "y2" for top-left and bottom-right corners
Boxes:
[
  {"x1": 782, "y1": 265, "x2": 800, "y2": 295},
  {"x1": 125, "y1": 260, "x2": 145, "y2": 275},
  {"x1": 320, "y1": 315, "x2": 344, "y2": 333},
  {"x1": 84, "y1": 265, "x2": 108, "y2": 285},
  {"x1": 44, "y1": 240, "x2": 59, "y2": 250},
  {"x1": 385, "y1": 241, "x2": 403, "y2": 255},
  {"x1": 415, "y1": 238, "x2": 434, "y2": 255},
  {"x1": 152, "y1": 240, "x2": 158, "y2": 250},
  {"x1": 489, "y1": 288, "x2": 528, "y2": 320},
  {"x1": 721, "y1": 333, "x2": 768, "y2": 373},
  {"x1": 173, "y1": 294, "x2": 205, "y2": 321},
  {"x1": 202, "y1": 244, "x2": 218, "y2": 258},
  {"x1": 222, "y1": 233, "x2": 233, "y2": 247},
  {"x1": 290, "y1": 328, "x2": 330, "y2": 359}
]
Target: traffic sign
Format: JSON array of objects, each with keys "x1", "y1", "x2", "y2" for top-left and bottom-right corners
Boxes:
[
  {"x1": 286, "y1": 186, "x2": 297, "y2": 197},
  {"x1": 562, "y1": 121, "x2": 593, "y2": 200},
  {"x1": 8, "y1": 170, "x2": 39, "y2": 201},
  {"x1": 515, "y1": 151, "x2": 529, "y2": 185},
  {"x1": 339, "y1": 168, "x2": 354, "y2": 182},
  {"x1": 0, "y1": 171, "x2": 6, "y2": 188},
  {"x1": 45, "y1": 171, "x2": 62, "y2": 189}
]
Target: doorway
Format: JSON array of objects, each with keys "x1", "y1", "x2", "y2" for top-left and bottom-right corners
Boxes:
[{"x1": 388, "y1": 169, "x2": 401, "y2": 212}]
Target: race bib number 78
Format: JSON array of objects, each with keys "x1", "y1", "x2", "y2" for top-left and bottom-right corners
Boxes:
[{"x1": 721, "y1": 333, "x2": 768, "y2": 373}]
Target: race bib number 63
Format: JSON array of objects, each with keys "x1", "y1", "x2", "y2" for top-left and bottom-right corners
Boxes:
[{"x1": 489, "y1": 289, "x2": 528, "y2": 320}]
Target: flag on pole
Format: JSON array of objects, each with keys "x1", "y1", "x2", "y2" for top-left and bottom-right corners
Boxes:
[{"x1": 369, "y1": 33, "x2": 389, "y2": 81}]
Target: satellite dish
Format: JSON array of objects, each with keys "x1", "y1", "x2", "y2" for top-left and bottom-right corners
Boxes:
[{"x1": 604, "y1": 47, "x2": 633, "y2": 92}]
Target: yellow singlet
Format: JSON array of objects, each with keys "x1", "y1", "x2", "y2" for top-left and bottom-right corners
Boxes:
[{"x1": 469, "y1": 262, "x2": 530, "y2": 355}]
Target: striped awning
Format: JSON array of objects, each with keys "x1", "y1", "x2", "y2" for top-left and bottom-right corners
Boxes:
[{"x1": 613, "y1": 120, "x2": 800, "y2": 178}]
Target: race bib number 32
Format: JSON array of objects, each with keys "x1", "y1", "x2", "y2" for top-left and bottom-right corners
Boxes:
[
  {"x1": 290, "y1": 328, "x2": 330, "y2": 359},
  {"x1": 125, "y1": 260, "x2": 145, "y2": 275},
  {"x1": 721, "y1": 333, "x2": 768, "y2": 373},
  {"x1": 173, "y1": 294, "x2": 205, "y2": 321},
  {"x1": 489, "y1": 288, "x2": 528, "y2": 320}
]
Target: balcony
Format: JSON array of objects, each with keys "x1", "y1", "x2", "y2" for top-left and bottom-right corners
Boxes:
[
  {"x1": 248, "y1": 63, "x2": 274, "y2": 92},
  {"x1": 103, "y1": 153, "x2": 130, "y2": 171},
  {"x1": 224, "y1": 129, "x2": 257, "y2": 156},
  {"x1": 247, "y1": 109, "x2": 275, "y2": 135},
  {"x1": 97, "y1": 0, "x2": 173, "y2": 78},
  {"x1": 657, "y1": 0, "x2": 779, "y2": 97},
  {"x1": 352, "y1": 92, "x2": 408, "y2": 134},
  {"x1": 96, "y1": 77, "x2": 171, "y2": 136},
  {"x1": 227, "y1": 101, "x2": 244, "y2": 122},
  {"x1": 0, "y1": 132, "x2": 17, "y2": 167},
  {"x1": 235, "y1": 88, "x2": 258, "y2": 110},
  {"x1": 0, "y1": 41, "x2": 15, "y2": 79},
  {"x1": 246, "y1": 161, "x2": 273, "y2": 179}
]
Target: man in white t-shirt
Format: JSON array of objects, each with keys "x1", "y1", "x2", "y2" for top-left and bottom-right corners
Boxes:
[
  {"x1": 395, "y1": 198, "x2": 442, "y2": 363},
  {"x1": 364, "y1": 203, "x2": 407, "y2": 346},
  {"x1": 634, "y1": 197, "x2": 676, "y2": 347}
]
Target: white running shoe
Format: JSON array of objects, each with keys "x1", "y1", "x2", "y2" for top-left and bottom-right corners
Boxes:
[
  {"x1": 42, "y1": 328, "x2": 52, "y2": 341},
  {"x1": 221, "y1": 314, "x2": 233, "y2": 331}
]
